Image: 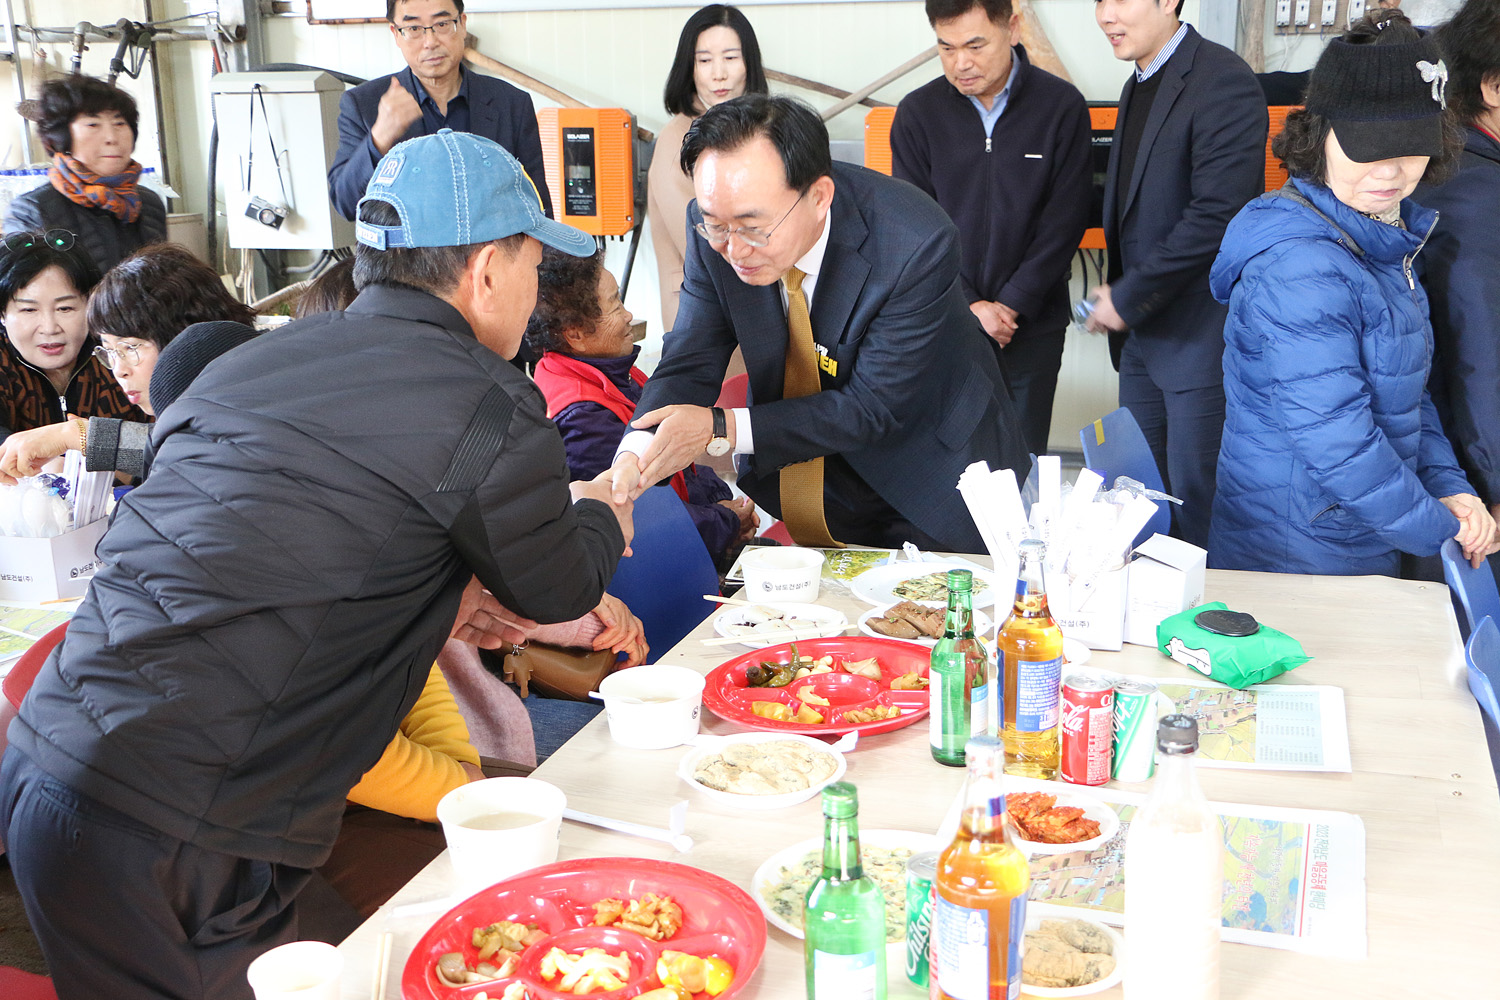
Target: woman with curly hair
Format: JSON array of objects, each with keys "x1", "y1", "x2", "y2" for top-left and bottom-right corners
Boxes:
[
  {"x1": 4, "y1": 76, "x2": 167, "y2": 272},
  {"x1": 1208, "y1": 10, "x2": 1496, "y2": 576},
  {"x1": 528, "y1": 245, "x2": 757, "y2": 563}
]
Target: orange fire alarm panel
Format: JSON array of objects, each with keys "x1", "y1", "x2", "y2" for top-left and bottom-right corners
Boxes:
[{"x1": 536, "y1": 108, "x2": 635, "y2": 237}]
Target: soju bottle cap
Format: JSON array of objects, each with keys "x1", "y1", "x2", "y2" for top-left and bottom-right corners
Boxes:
[
  {"x1": 963, "y1": 733, "x2": 1004, "y2": 765},
  {"x1": 1019, "y1": 538, "x2": 1046, "y2": 558},
  {"x1": 946, "y1": 568, "x2": 973, "y2": 592},
  {"x1": 821, "y1": 781, "x2": 860, "y2": 818},
  {"x1": 1156, "y1": 714, "x2": 1199, "y2": 755}
]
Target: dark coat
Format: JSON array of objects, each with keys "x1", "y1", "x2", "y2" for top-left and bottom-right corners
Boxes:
[
  {"x1": 1103, "y1": 25, "x2": 1268, "y2": 391},
  {"x1": 634, "y1": 160, "x2": 1029, "y2": 552},
  {"x1": 545, "y1": 351, "x2": 739, "y2": 559},
  {"x1": 327, "y1": 66, "x2": 551, "y2": 220},
  {"x1": 1417, "y1": 126, "x2": 1500, "y2": 507},
  {"x1": 1208, "y1": 179, "x2": 1470, "y2": 575},
  {"x1": 3, "y1": 182, "x2": 167, "y2": 273},
  {"x1": 9, "y1": 285, "x2": 623, "y2": 866},
  {"x1": 890, "y1": 45, "x2": 1092, "y2": 336}
]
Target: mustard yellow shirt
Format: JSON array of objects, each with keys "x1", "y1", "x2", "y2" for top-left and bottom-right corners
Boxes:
[{"x1": 347, "y1": 665, "x2": 480, "y2": 823}]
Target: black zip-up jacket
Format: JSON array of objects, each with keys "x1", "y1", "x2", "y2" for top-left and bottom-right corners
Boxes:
[
  {"x1": 10, "y1": 284, "x2": 624, "y2": 866},
  {"x1": 4, "y1": 182, "x2": 167, "y2": 274},
  {"x1": 891, "y1": 45, "x2": 1092, "y2": 337}
]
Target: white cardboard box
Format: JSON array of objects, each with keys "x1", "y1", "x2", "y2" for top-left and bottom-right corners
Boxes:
[
  {"x1": 0, "y1": 518, "x2": 108, "y2": 602},
  {"x1": 1124, "y1": 533, "x2": 1208, "y2": 647},
  {"x1": 1051, "y1": 564, "x2": 1126, "y2": 651}
]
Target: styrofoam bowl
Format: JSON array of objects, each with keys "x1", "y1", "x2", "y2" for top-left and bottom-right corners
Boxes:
[
  {"x1": 597, "y1": 664, "x2": 706, "y2": 749},
  {"x1": 740, "y1": 547, "x2": 825, "y2": 602},
  {"x1": 677, "y1": 732, "x2": 848, "y2": 809}
]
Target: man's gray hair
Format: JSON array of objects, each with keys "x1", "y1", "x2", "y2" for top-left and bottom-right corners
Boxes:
[{"x1": 352, "y1": 199, "x2": 524, "y2": 294}]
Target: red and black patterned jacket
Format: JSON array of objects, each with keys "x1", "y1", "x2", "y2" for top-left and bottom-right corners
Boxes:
[{"x1": 0, "y1": 337, "x2": 144, "y2": 438}]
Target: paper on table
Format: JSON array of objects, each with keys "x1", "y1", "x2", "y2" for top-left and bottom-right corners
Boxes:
[
  {"x1": 936, "y1": 777, "x2": 1368, "y2": 959},
  {"x1": 1148, "y1": 676, "x2": 1352, "y2": 772}
]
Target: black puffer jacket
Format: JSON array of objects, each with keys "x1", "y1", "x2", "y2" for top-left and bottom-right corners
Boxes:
[
  {"x1": 3, "y1": 182, "x2": 167, "y2": 272},
  {"x1": 9, "y1": 285, "x2": 624, "y2": 866}
]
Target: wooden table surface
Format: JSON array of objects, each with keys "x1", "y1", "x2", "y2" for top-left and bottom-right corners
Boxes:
[{"x1": 339, "y1": 567, "x2": 1500, "y2": 999}]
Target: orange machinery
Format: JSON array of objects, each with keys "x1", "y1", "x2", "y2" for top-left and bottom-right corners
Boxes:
[
  {"x1": 862, "y1": 103, "x2": 1296, "y2": 252},
  {"x1": 536, "y1": 108, "x2": 636, "y2": 237}
]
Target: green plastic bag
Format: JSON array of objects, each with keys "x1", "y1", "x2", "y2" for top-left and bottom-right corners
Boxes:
[{"x1": 1156, "y1": 602, "x2": 1311, "y2": 688}]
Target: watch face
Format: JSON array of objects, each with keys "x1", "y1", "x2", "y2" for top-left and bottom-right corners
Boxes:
[{"x1": 706, "y1": 437, "x2": 731, "y2": 457}]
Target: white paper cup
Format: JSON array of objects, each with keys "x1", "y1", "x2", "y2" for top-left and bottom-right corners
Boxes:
[
  {"x1": 246, "y1": 941, "x2": 343, "y2": 1000},
  {"x1": 740, "y1": 546, "x2": 825, "y2": 602},
  {"x1": 597, "y1": 664, "x2": 706, "y2": 749},
  {"x1": 436, "y1": 777, "x2": 566, "y2": 893}
]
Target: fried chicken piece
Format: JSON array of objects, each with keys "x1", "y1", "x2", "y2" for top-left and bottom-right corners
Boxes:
[
  {"x1": 594, "y1": 893, "x2": 684, "y2": 941},
  {"x1": 592, "y1": 899, "x2": 625, "y2": 927},
  {"x1": 889, "y1": 671, "x2": 929, "y2": 690},
  {"x1": 843, "y1": 704, "x2": 901, "y2": 724}
]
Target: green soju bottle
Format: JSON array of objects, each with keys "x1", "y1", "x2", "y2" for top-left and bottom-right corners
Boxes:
[
  {"x1": 930, "y1": 569, "x2": 982, "y2": 766},
  {"x1": 804, "y1": 781, "x2": 887, "y2": 1000}
]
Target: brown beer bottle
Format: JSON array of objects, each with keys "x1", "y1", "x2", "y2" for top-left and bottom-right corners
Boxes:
[{"x1": 997, "y1": 539, "x2": 1064, "y2": 778}]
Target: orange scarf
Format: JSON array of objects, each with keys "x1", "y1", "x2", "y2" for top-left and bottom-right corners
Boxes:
[{"x1": 49, "y1": 152, "x2": 143, "y2": 224}]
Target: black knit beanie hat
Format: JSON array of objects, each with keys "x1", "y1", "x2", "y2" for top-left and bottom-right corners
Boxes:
[
  {"x1": 149, "y1": 320, "x2": 259, "y2": 414},
  {"x1": 1304, "y1": 24, "x2": 1448, "y2": 162}
]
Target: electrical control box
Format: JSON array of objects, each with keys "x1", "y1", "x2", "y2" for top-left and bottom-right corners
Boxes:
[
  {"x1": 863, "y1": 108, "x2": 896, "y2": 175},
  {"x1": 537, "y1": 108, "x2": 635, "y2": 237},
  {"x1": 211, "y1": 71, "x2": 352, "y2": 251}
]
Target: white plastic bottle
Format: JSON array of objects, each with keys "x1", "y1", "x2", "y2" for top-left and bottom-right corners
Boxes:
[{"x1": 1124, "y1": 714, "x2": 1223, "y2": 1000}]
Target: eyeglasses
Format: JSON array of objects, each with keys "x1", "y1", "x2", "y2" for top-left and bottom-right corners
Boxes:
[
  {"x1": 3, "y1": 230, "x2": 76, "y2": 254},
  {"x1": 93, "y1": 343, "x2": 149, "y2": 368},
  {"x1": 393, "y1": 17, "x2": 462, "y2": 40},
  {"x1": 694, "y1": 191, "x2": 806, "y2": 248}
]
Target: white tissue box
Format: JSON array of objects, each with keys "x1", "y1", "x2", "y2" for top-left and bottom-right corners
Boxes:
[
  {"x1": 1050, "y1": 565, "x2": 1126, "y2": 651},
  {"x1": 1123, "y1": 533, "x2": 1207, "y2": 647},
  {"x1": 0, "y1": 518, "x2": 109, "y2": 601}
]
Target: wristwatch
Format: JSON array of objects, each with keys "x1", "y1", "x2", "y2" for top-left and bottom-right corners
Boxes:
[{"x1": 706, "y1": 407, "x2": 731, "y2": 457}]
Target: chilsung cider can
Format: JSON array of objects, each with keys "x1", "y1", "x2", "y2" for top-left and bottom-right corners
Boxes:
[
  {"x1": 904, "y1": 850, "x2": 939, "y2": 987},
  {"x1": 1112, "y1": 678, "x2": 1161, "y2": 781}
]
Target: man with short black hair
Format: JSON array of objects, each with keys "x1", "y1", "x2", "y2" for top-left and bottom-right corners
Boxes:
[
  {"x1": 327, "y1": 0, "x2": 552, "y2": 219},
  {"x1": 1, "y1": 131, "x2": 625, "y2": 998},
  {"x1": 892, "y1": 0, "x2": 1092, "y2": 456},
  {"x1": 610, "y1": 94, "x2": 1029, "y2": 552},
  {"x1": 1085, "y1": 0, "x2": 1267, "y2": 547}
]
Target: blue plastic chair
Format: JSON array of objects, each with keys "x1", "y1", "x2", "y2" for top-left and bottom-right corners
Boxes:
[
  {"x1": 1441, "y1": 538, "x2": 1500, "y2": 643},
  {"x1": 1464, "y1": 616, "x2": 1500, "y2": 791},
  {"x1": 1078, "y1": 407, "x2": 1172, "y2": 546},
  {"x1": 605, "y1": 485, "x2": 720, "y2": 661}
]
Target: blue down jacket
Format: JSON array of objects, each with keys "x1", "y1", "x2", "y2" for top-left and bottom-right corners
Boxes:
[{"x1": 1207, "y1": 177, "x2": 1471, "y2": 576}]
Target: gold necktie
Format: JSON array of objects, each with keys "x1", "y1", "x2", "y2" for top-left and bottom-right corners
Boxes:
[{"x1": 779, "y1": 267, "x2": 842, "y2": 548}]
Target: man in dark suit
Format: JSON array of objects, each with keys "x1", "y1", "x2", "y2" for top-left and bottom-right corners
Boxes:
[
  {"x1": 1085, "y1": 0, "x2": 1267, "y2": 547},
  {"x1": 326, "y1": 0, "x2": 551, "y2": 220},
  {"x1": 609, "y1": 95, "x2": 1028, "y2": 552}
]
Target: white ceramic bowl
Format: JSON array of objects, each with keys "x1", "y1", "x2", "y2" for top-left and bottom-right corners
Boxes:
[
  {"x1": 597, "y1": 664, "x2": 705, "y2": 749},
  {"x1": 677, "y1": 732, "x2": 847, "y2": 809},
  {"x1": 1008, "y1": 789, "x2": 1121, "y2": 856},
  {"x1": 740, "y1": 547, "x2": 825, "y2": 602},
  {"x1": 1020, "y1": 910, "x2": 1124, "y2": 997}
]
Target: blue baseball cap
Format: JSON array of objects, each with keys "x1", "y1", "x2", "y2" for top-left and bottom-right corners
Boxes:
[{"x1": 355, "y1": 129, "x2": 595, "y2": 257}]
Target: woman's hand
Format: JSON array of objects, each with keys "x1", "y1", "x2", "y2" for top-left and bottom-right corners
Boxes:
[
  {"x1": 0, "y1": 420, "x2": 78, "y2": 485},
  {"x1": 1440, "y1": 494, "x2": 1498, "y2": 567},
  {"x1": 591, "y1": 592, "x2": 650, "y2": 667}
]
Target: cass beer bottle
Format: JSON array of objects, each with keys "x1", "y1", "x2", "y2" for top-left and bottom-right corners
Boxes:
[
  {"x1": 931, "y1": 570, "x2": 984, "y2": 765},
  {"x1": 997, "y1": 539, "x2": 1064, "y2": 778},
  {"x1": 933, "y1": 735, "x2": 1030, "y2": 1000},
  {"x1": 804, "y1": 782, "x2": 887, "y2": 1000}
]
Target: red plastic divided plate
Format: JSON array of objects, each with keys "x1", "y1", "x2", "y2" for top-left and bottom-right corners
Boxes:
[
  {"x1": 401, "y1": 857, "x2": 767, "y2": 1000},
  {"x1": 703, "y1": 637, "x2": 931, "y2": 737}
]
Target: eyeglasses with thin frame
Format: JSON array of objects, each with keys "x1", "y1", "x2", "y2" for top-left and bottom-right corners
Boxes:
[
  {"x1": 93, "y1": 343, "x2": 150, "y2": 369},
  {"x1": 694, "y1": 190, "x2": 806, "y2": 248},
  {"x1": 2, "y1": 230, "x2": 76, "y2": 254},
  {"x1": 393, "y1": 17, "x2": 461, "y2": 40}
]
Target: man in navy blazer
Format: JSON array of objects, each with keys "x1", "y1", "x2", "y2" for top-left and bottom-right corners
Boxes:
[
  {"x1": 609, "y1": 95, "x2": 1028, "y2": 552},
  {"x1": 1085, "y1": 0, "x2": 1266, "y2": 547},
  {"x1": 326, "y1": 0, "x2": 551, "y2": 220}
]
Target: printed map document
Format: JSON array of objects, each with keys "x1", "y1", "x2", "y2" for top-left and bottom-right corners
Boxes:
[
  {"x1": 1151, "y1": 677, "x2": 1352, "y2": 772},
  {"x1": 0, "y1": 601, "x2": 76, "y2": 673}
]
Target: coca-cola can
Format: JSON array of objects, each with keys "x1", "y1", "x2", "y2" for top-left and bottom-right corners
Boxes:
[{"x1": 1060, "y1": 672, "x2": 1115, "y2": 785}]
